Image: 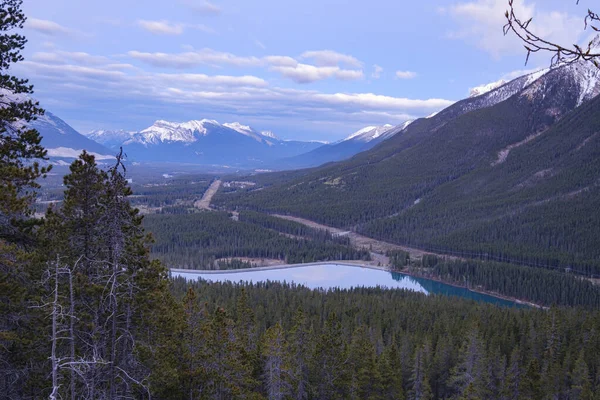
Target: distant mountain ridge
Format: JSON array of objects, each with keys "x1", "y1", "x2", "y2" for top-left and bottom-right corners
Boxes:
[
  {"x1": 273, "y1": 122, "x2": 414, "y2": 169},
  {"x1": 86, "y1": 119, "x2": 324, "y2": 167}
]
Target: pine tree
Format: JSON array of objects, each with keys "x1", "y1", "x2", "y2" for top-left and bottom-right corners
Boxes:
[
  {"x1": 203, "y1": 307, "x2": 255, "y2": 399},
  {"x1": 501, "y1": 347, "x2": 522, "y2": 400},
  {"x1": 39, "y1": 152, "x2": 180, "y2": 398},
  {"x1": 0, "y1": 0, "x2": 49, "y2": 243},
  {"x1": 181, "y1": 287, "x2": 205, "y2": 399},
  {"x1": 570, "y1": 351, "x2": 593, "y2": 400},
  {"x1": 311, "y1": 312, "x2": 348, "y2": 399},
  {"x1": 348, "y1": 326, "x2": 383, "y2": 399},
  {"x1": 0, "y1": 1, "x2": 50, "y2": 395},
  {"x1": 288, "y1": 309, "x2": 311, "y2": 400},
  {"x1": 520, "y1": 359, "x2": 542, "y2": 400},
  {"x1": 262, "y1": 322, "x2": 291, "y2": 400},
  {"x1": 449, "y1": 328, "x2": 484, "y2": 398},
  {"x1": 379, "y1": 339, "x2": 405, "y2": 400},
  {"x1": 410, "y1": 345, "x2": 433, "y2": 400}
]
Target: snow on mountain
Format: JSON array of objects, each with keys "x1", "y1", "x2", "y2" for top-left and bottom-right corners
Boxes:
[
  {"x1": 223, "y1": 122, "x2": 274, "y2": 144},
  {"x1": 469, "y1": 79, "x2": 507, "y2": 97},
  {"x1": 223, "y1": 122, "x2": 253, "y2": 135},
  {"x1": 260, "y1": 130, "x2": 279, "y2": 140},
  {"x1": 344, "y1": 124, "x2": 394, "y2": 143},
  {"x1": 87, "y1": 129, "x2": 136, "y2": 148},
  {"x1": 30, "y1": 112, "x2": 114, "y2": 159},
  {"x1": 46, "y1": 147, "x2": 115, "y2": 160},
  {"x1": 132, "y1": 119, "x2": 220, "y2": 145},
  {"x1": 518, "y1": 61, "x2": 600, "y2": 108},
  {"x1": 399, "y1": 120, "x2": 414, "y2": 130},
  {"x1": 85, "y1": 118, "x2": 324, "y2": 166}
]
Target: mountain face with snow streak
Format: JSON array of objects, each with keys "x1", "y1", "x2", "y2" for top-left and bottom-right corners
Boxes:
[
  {"x1": 86, "y1": 119, "x2": 322, "y2": 167},
  {"x1": 0, "y1": 89, "x2": 114, "y2": 161},
  {"x1": 87, "y1": 129, "x2": 136, "y2": 148},
  {"x1": 343, "y1": 124, "x2": 394, "y2": 143},
  {"x1": 29, "y1": 112, "x2": 114, "y2": 161},
  {"x1": 275, "y1": 121, "x2": 413, "y2": 169},
  {"x1": 469, "y1": 79, "x2": 507, "y2": 97}
]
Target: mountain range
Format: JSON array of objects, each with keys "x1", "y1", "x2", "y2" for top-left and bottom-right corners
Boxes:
[
  {"x1": 86, "y1": 119, "x2": 328, "y2": 167},
  {"x1": 213, "y1": 60, "x2": 600, "y2": 275},
  {"x1": 86, "y1": 119, "x2": 422, "y2": 169}
]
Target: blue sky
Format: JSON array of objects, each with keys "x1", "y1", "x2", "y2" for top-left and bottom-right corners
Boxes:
[{"x1": 19, "y1": 0, "x2": 592, "y2": 141}]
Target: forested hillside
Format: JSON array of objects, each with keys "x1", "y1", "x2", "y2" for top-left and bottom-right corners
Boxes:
[
  {"x1": 214, "y1": 65, "x2": 600, "y2": 276},
  {"x1": 144, "y1": 210, "x2": 370, "y2": 269}
]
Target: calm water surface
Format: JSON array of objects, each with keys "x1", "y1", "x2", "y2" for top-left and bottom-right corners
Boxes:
[{"x1": 172, "y1": 263, "x2": 524, "y2": 308}]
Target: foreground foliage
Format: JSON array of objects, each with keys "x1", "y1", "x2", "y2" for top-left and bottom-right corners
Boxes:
[{"x1": 166, "y1": 278, "x2": 600, "y2": 400}]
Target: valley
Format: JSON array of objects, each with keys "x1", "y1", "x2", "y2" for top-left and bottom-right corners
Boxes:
[
  {"x1": 193, "y1": 179, "x2": 222, "y2": 210},
  {"x1": 5, "y1": 1, "x2": 600, "y2": 396}
]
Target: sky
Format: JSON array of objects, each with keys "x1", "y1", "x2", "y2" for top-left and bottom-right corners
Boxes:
[{"x1": 18, "y1": 0, "x2": 595, "y2": 141}]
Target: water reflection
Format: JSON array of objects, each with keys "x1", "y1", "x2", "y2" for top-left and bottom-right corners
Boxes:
[
  {"x1": 173, "y1": 264, "x2": 524, "y2": 307},
  {"x1": 174, "y1": 264, "x2": 428, "y2": 293}
]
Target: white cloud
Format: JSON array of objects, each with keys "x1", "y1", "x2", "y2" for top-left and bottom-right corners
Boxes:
[
  {"x1": 127, "y1": 48, "x2": 365, "y2": 83},
  {"x1": 26, "y1": 18, "x2": 73, "y2": 36},
  {"x1": 263, "y1": 56, "x2": 298, "y2": 67},
  {"x1": 270, "y1": 64, "x2": 364, "y2": 83},
  {"x1": 395, "y1": 70, "x2": 417, "y2": 79},
  {"x1": 128, "y1": 49, "x2": 262, "y2": 68},
  {"x1": 156, "y1": 73, "x2": 268, "y2": 87},
  {"x1": 372, "y1": 65, "x2": 383, "y2": 79},
  {"x1": 32, "y1": 51, "x2": 110, "y2": 65},
  {"x1": 309, "y1": 92, "x2": 452, "y2": 110},
  {"x1": 183, "y1": 0, "x2": 222, "y2": 15},
  {"x1": 20, "y1": 49, "x2": 455, "y2": 132},
  {"x1": 137, "y1": 20, "x2": 185, "y2": 35},
  {"x1": 300, "y1": 50, "x2": 363, "y2": 68},
  {"x1": 444, "y1": 0, "x2": 583, "y2": 59}
]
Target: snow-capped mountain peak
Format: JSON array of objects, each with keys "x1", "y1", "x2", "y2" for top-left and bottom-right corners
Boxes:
[
  {"x1": 344, "y1": 124, "x2": 394, "y2": 142},
  {"x1": 87, "y1": 129, "x2": 136, "y2": 147},
  {"x1": 133, "y1": 119, "x2": 220, "y2": 145},
  {"x1": 223, "y1": 122, "x2": 253, "y2": 134},
  {"x1": 469, "y1": 79, "x2": 507, "y2": 98}
]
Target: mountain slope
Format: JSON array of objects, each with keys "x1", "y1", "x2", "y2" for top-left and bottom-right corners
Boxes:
[
  {"x1": 275, "y1": 123, "x2": 411, "y2": 169},
  {"x1": 30, "y1": 112, "x2": 114, "y2": 160},
  {"x1": 0, "y1": 89, "x2": 113, "y2": 161},
  {"x1": 214, "y1": 61, "x2": 600, "y2": 274}
]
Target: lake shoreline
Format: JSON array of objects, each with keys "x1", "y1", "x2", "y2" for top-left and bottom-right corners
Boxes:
[
  {"x1": 170, "y1": 261, "x2": 390, "y2": 275},
  {"x1": 170, "y1": 262, "x2": 539, "y2": 308},
  {"x1": 399, "y1": 269, "x2": 545, "y2": 309}
]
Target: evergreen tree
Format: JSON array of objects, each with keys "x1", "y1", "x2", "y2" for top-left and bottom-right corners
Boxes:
[
  {"x1": 288, "y1": 309, "x2": 311, "y2": 400},
  {"x1": 39, "y1": 152, "x2": 181, "y2": 398},
  {"x1": 262, "y1": 322, "x2": 291, "y2": 400},
  {"x1": 571, "y1": 351, "x2": 593, "y2": 400},
  {"x1": 180, "y1": 287, "x2": 204, "y2": 399},
  {"x1": 379, "y1": 339, "x2": 405, "y2": 400},
  {"x1": 311, "y1": 312, "x2": 348, "y2": 399},
  {"x1": 410, "y1": 345, "x2": 433, "y2": 400},
  {"x1": 0, "y1": 1, "x2": 50, "y2": 395},
  {"x1": 520, "y1": 359, "x2": 542, "y2": 400},
  {"x1": 449, "y1": 328, "x2": 484, "y2": 398},
  {"x1": 348, "y1": 326, "x2": 383, "y2": 399}
]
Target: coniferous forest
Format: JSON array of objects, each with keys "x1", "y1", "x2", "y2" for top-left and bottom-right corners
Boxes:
[{"x1": 2, "y1": 1, "x2": 600, "y2": 399}]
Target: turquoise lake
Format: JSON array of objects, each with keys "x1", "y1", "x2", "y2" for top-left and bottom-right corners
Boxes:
[{"x1": 172, "y1": 263, "x2": 525, "y2": 308}]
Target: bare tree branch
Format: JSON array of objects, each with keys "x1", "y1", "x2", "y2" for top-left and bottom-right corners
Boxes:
[{"x1": 504, "y1": 0, "x2": 600, "y2": 67}]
